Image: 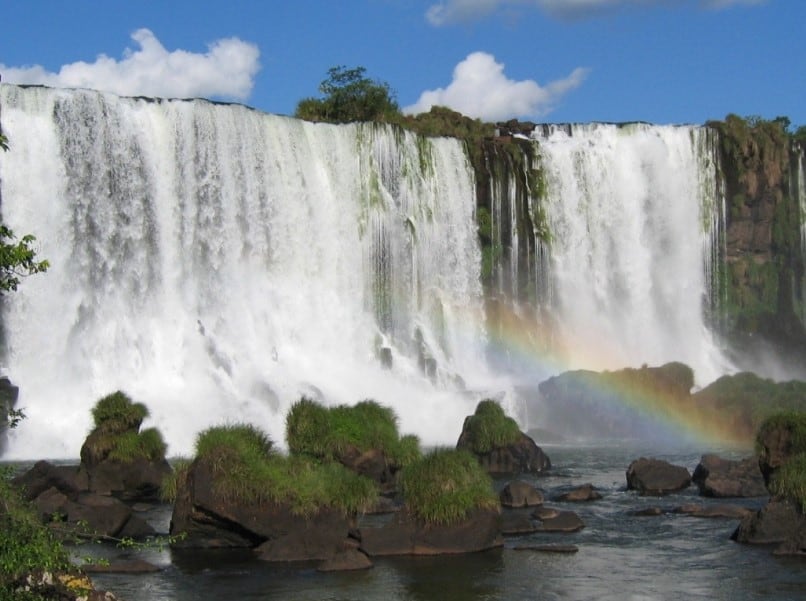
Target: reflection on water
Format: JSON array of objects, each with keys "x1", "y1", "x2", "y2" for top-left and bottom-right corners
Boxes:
[{"x1": 77, "y1": 446, "x2": 806, "y2": 600}]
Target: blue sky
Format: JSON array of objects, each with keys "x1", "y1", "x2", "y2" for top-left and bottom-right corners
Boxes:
[{"x1": 1, "y1": 0, "x2": 803, "y2": 126}]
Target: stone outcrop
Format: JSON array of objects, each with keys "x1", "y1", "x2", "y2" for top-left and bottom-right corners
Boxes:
[
  {"x1": 12, "y1": 461, "x2": 155, "y2": 539},
  {"x1": 692, "y1": 454, "x2": 767, "y2": 498},
  {"x1": 553, "y1": 483, "x2": 602, "y2": 502},
  {"x1": 457, "y1": 430, "x2": 551, "y2": 475},
  {"x1": 732, "y1": 498, "x2": 806, "y2": 547},
  {"x1": 499, "y1": 480, "x2": 544, "y2": 508},
  {"x1": 357, "y1": 508, "x2": 502, "y2": 557},
  {"x1": 626, "y1": 458, "x2": 691, "y2": 495}
]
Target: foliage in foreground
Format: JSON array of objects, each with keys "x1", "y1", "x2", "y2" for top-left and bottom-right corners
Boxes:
[
  {"x1": 769, "y1": 452, "x2": 806, "y2": 512},
  {"x1": 461, "y1": 399, "x2": 521, "y2": 454},
  {"x1": 285, "y1": 397, "x2": 421, "y2": 467},
  {"x1": 194, "y1": 423, "x2": 377, "y2": 516},
  {"x1": 0, "y1": 468, "x2": 78, "y2": 599},
  {"x1": 399, "y1": 448, "x2": 498, "y2": 525}
]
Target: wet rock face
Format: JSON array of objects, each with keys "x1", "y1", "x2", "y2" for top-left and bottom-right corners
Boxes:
[
  {"x1": 457, "y1": 430, "x2": 551, "y2": 475},
  {"x1": 626, "y1": 458, "x2": 691, "y2": 496},
  {"x1": 500, "y1": 480, "x2": 544, "y2": 508},
  {"x1": 692, "y1": 454, "x2": 768, "y2": 498}
]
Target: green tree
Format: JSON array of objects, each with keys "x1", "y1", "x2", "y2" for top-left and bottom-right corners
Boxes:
[
  {"x1": 294, "y1": 65, "x2": 400, "y2": 124},
  {"x1": 0, "y1": 134, "x2": 49, "y2": 292}
]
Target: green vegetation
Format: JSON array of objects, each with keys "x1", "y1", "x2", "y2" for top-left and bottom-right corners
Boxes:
[
  {"x1": 757, "y1": 412, "x2": 806, "y2": 512},
  {"x1": 696, "y1": 373, "x2": 806, "y2": 435},
  {"x1": 91, "y1": 390, "x2": 148, "y2": 432},
  {"x1": 461, "y1": 399, "x2": 521, "y2": 454},
  {"x1": 0, "y1": 469, "x2": 75, "y2": 599},
  {"x1": 194, "y1": 423, "x2": 376, "y2": 516},
  {"x1": 106, "y1": 427, "x2": 167, "y2": 463},
  {"x1": 399, "y1": 448, "x2": 498, "y2": 525},
  {"x1": 160, "y1": 458, "x2": 192, "y2": 503},
  {"x1": 295, "y1": 66, "x2": 399, "y2": 124},
  {"x1": 285, "y1": 397, "x2": 421, "y2": 468},
  {"x1": 85, "y1": 391, "x2": 167, "y2": 465}
]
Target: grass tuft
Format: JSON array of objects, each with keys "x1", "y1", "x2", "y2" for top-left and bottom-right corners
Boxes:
[
  {"x1": 160, "y1": 458, "x2": 192, "y2": 503},
  {"x1": 91, "y1": 391, "x2": 148, "y2": 432},
  {"x1": 462, "y1": 399, "x2": 521, "y2": 454},
  {"x1": 400, "y1": 448, "x2": 499, "y2": 525},
  {"x1": 106, "y1": 427, "x2": 167, "y2": 463},
  {"x1": 769, "y1": 452, "x2": 806, "y2": 512},
  {"x1": 194, "y1": 424, "x2": 376, "y2": 516},
  {"x1": 285, "y1": 397, "x2": 420, "y2": 468}
]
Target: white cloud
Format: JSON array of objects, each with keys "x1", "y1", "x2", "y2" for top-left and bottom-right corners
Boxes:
[
  {"x1": 404, "y1": 52, "x2": 589, "y2": 121},
  {"x1": 0, "y1": 29, "x2": 260, "y2": 101},
  {"x1": 426, "y1": 0, "x2": 766, "y2": 25}
]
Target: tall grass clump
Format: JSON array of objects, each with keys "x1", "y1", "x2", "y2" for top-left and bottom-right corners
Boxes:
[
  {"x1": 91, "y1": 390, "x2": 148, "y2": 432},
  {"x1": 286, "y1": 397, "x2": 421, "y2": 468},
  {"x1": 462, "y1": 400, "x2": 521, "y2": 454},
  {"x1": 194, "y1": 423, "x2": 376, "y2": 516},
  {"x1": 756, "y1": 411, "x2": 806, "y2": 456},
  {"x1": 107, "y1": 427, "x2": 167, "y2": 463},
  {"x1": 400, "y1": 449, "x2": 498, "y2": 525},
  {"x1": 769, "y1": 453, "x2": 806, "y2": 512},
  {"x1": 160, "y1": 458, "x2": 192, "y2": 503}
]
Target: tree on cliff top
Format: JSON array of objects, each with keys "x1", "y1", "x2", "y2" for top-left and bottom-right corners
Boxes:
[{"x1": 294, "y1": 65, "x2": 399, "y2": 124}]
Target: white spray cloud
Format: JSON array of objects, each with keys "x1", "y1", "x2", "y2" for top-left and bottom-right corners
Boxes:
[
  {"x1": 426, "y1": 0, "x2": 766, "y2": 25},
  {"x1": 404, "y1": 51, "x2": 589, "y2": 121},
  {"x1": 0, "y1": 29, "x2": 260, "y2": 100}
]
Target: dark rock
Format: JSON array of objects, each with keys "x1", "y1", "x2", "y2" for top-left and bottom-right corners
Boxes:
[
  {"x1": 630, "y1": 507, "x2": 664, "y2": 517},
  {"x1": 170, "y1": 457, "x2": 354, "y2": 561},
  {"x1": 82, "y1": 456, "x2": 172, "y2": 502},
  {"x1": 692, "y1": 454, "x2": 767, "y2": 498},
  {"x1": 12, "y1": 460, "x2": 88, "y2": 501},
  {"x1": 553, "y1": 483, "x2": 602, "y2": 502},
  {"x1": 626, "y1": 457, "x2": 691, "y2": 495},
  {"x1": 500, "y1": 480, "x2": 544, "y2": 508},
  {"x1": 31, "y1": 486, "x2": 70, "y2": 522},
  {"x1": 317, "y1": 548, "x2": 373, "y2": 572},
  {"x1": 66, "y1": 492, "x2": 133, "y2": 537},
  {"x1": 501, "y1": 510, "x2": 538, "y2": 535},
  {"x1": 358, "y1": 508, "x2": 503, "y2": 556},
  {"x1": 457, "y1": 431, "x2": 551, "y2": 475},
  {"x1": 732, "y1": 498, "x2": 806, "y2": 545},
  {"x1": 532, "y1": 506, "x2": 561, "y2": 521},
  {"x1": 83, "y1": 559, "x2": 162, "y2": 573},
  {"x1": 512, "y1": 544, "x2": 579, "y2": 553},
  {"x1": 672, "y1": 503, "x2": 752, "y2": 519},
  {"x1": 117, "y1": 513, "x2": 157, "y2": 538},
  {"x1": 378, "y1": 347, "x2": 393, "y2": 370},
  {"x1": 756, "y1": 420, "x2": 799, "y2": 488},
  {"x1": 535, "y1": 511, "x2": 584, "y2": 533},
  {"x1": 367, "y1": 495, "x2": 401, "y2": 514}
]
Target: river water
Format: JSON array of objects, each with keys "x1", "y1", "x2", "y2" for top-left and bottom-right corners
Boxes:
[{"x1": 75, "y1": 444, "x2": 805, "y2": 601}]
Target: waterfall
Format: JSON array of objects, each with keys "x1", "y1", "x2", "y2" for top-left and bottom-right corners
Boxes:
[
  {"x1": 531, "y1": 123, "x2": 731, "y2": 384},
  {"x1": 0, "y1": 85, "x2": 492, "y2": 458},
  {"x1": 795, "y1": 143, "x2": 806, "y2": 323}
]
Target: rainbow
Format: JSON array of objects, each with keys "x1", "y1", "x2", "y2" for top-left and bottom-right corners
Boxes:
[{"x1": 481, "y1": 303, "x2": 752, "y2": 449}]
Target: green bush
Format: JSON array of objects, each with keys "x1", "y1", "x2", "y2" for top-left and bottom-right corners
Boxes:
[
  {"x1": 106, "y1": 427, "x2": 167, "y2": 463},
  {"x1": 400, "y1": 448, "x2": 498, "y2": 525},
  {"x1": 462, "y1": 400, "x2": 521, "y2": 454},
  {"x1": 195, "y1": 424, "x2": 376, "y2": 516},
  {"x1": 91, "y1": 390, "x2": 148, "y2": 432},
  {"x1": 0, "y1": 469, "x2": 73, "y2": 598},
  {"x1": 285, "y1": 397, "x2": 420, "y2": 468}
]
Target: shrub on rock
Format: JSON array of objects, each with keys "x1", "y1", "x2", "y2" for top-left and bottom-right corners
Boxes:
[
  {"x1": 285, "y1": 397, "x2": 421, "y2": 491},
  {"x1": 456, "y1": 400, "x2": 551, "y2": 474},
  {"x1": 399, "y1": 448, "x2": 498, "y2": 526}
]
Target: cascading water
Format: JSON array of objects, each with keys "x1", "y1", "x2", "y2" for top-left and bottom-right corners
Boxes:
[
  {"x1": 529, "y1": 123, "x2": 731, "y2": 385},
  {"x1": 0, "y1": 85, "x2": 494, "y2": 459}
]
